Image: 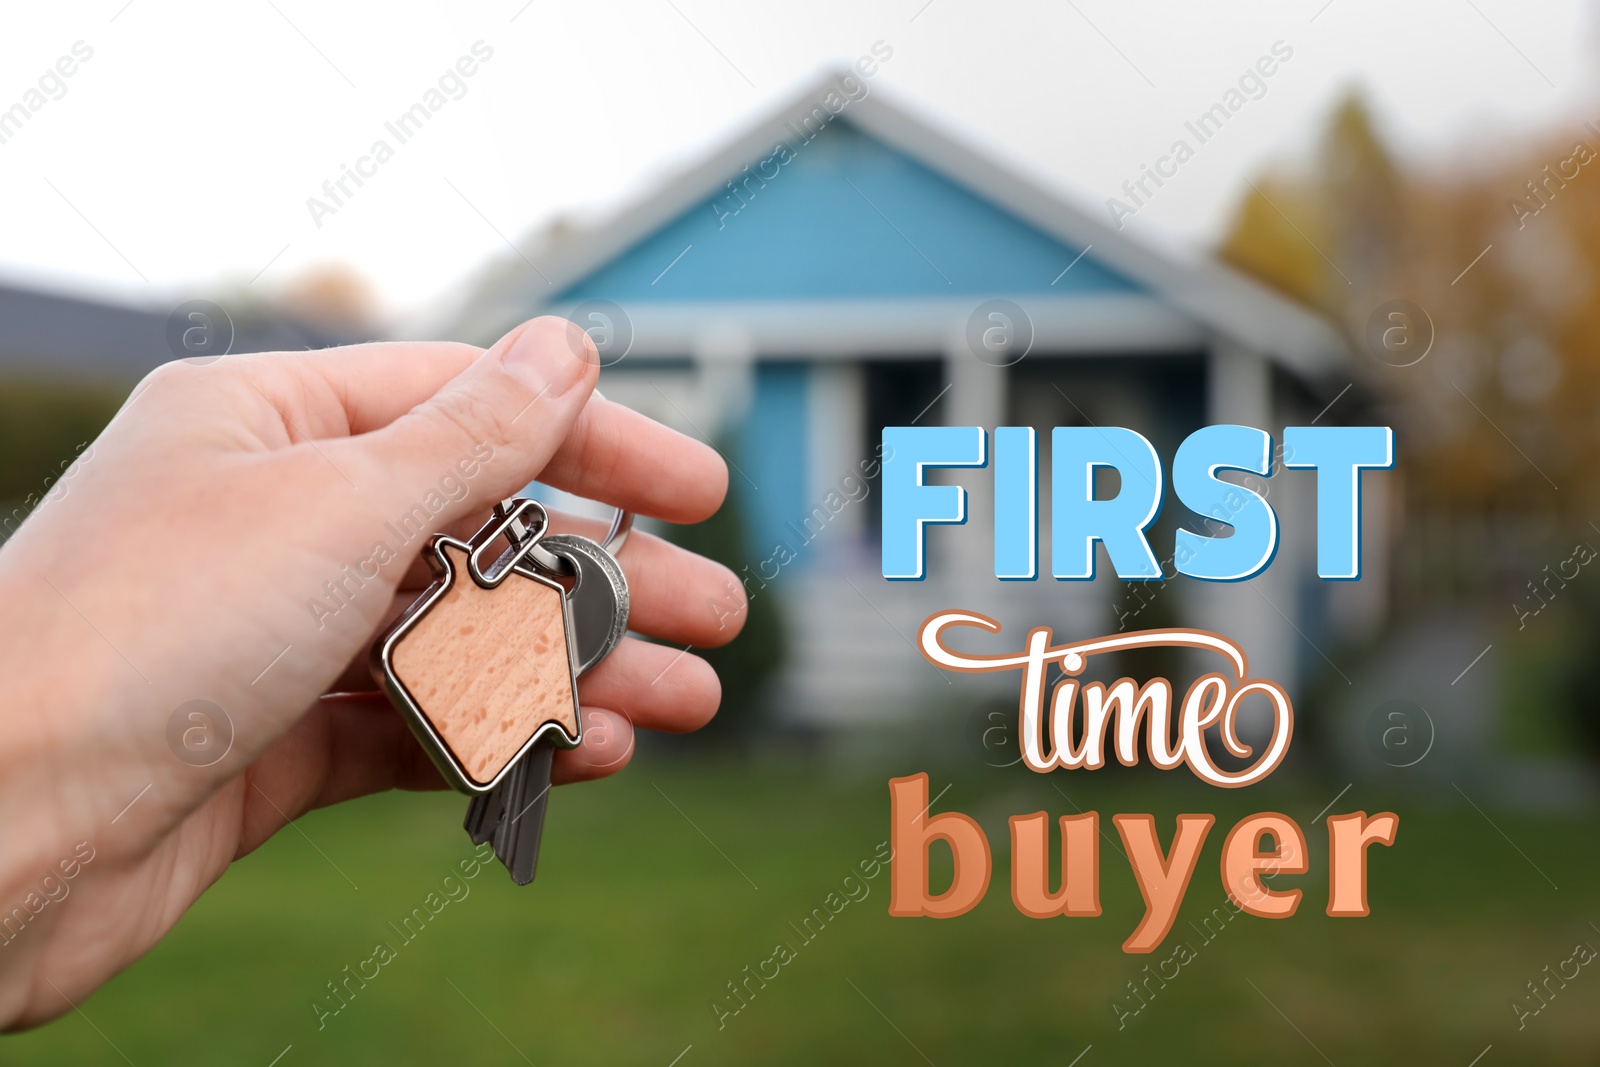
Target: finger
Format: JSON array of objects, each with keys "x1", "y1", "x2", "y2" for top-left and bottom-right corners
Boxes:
[
  {"x1": 287, "y1": 336, "x2": 726, "y2": 523},
  {"x1": 369, "y1": 395, "x2": 726, "y2": 534},
  {"x1": 331, "y1": 317, "x2": 599, "y2": 525},
  {"x1": 613, "y1": 529, "x2": 746, "y2": 647},
  {"x1": 237, "y1": 694, "x2": 447, "y2": 855},
  {"x1": 309, "y1": 693, "x2": 450, "y2": 808},
  {"x1": 576, "y1": 637, "x2": 720, "y2": 733},
  {"x1": 276, "y1": 341, "x2": 482, "y2": 435},
  {"x1": 538, "y1": 396, "x2": 727, "y2": 523},
  {"x1": 552, "y1": 708, "x2": 635, "y2": 784},
  {"x1": 240, "y1": 700, "x2": 642, "y2": 854}
]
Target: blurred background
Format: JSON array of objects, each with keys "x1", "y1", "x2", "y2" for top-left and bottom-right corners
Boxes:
[{"x1": 5, "y1": 1, "x2": 1600, "y2": 1063}]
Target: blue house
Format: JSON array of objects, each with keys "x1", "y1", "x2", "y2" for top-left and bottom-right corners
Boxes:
[{"x1": 439, "y1": 70, "x2": 1381, "y2": 724}]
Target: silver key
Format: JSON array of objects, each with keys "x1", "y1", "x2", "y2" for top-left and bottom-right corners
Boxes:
[{"x1": 541, "y1": 534, "x2": 631, "y2": 675}]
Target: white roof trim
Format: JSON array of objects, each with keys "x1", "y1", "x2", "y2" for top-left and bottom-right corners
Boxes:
[
  {"x1": 556, "y1": 294, "x2": 1205, "y2": 360},
  {"x1": 446, "y1": 67, "x2": 1350, "y2": 383}
]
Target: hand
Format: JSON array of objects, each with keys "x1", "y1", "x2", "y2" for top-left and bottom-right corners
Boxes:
[{"x1": 0, "y1": 317, "x2": 743, "y2": 1029}]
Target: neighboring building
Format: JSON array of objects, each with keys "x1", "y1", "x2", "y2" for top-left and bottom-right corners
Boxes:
[
  {"x1": 0, "y1": 280, "x2": 373, "y2": 548},
  {"x1": 0, "y1": 280, "x2": 366, "y2": 384},
  {"x1": 438, "y1": 70, "x2": 1383, "y2": 725}
]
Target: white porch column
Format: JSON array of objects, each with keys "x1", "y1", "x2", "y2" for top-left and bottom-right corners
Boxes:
[
  {"x1": 690, "y1": 320, "x2": 756, "y2": 439},
  {"x1": 1208, "y1": 341, "x2": 1271, "y2": 428},
  {"x1": 807, "y1": 362, "x2": 867, "y2": 552}
]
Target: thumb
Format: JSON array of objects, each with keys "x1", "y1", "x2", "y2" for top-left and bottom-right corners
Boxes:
[{"x1": 342, "y1": 316, "x2": 599, "y2": 526}]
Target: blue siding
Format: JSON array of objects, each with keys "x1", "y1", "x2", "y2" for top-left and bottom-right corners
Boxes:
[
  {"x1": 736, "y1": 363, "x2": 809, "y2": 568},
  {"x1": 555, "y1": 119, "x2": 1141, "y2": 303}
]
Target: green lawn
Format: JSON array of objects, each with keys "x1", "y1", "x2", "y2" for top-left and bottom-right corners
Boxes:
[{"x1": 6, "y1": 752, "x2": 1599, "y2": 1065}]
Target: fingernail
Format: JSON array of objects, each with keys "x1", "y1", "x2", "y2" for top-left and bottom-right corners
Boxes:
[{"x1": 500, "y1": 318, "x2": 593, "y2": 397}]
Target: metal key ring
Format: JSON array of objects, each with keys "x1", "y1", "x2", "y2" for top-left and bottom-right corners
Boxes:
[
  {"x1": 503, "y1": 388, "x2": 633, "y2": 575},
  {"x1": 527, "y1": 507, "x2": 632, "y2": 574}
]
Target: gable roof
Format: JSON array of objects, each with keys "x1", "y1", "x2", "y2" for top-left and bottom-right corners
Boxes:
[
  {"x1": 553, "y1": 118, "x2": 1146, "y2": 304},
  {"x1": 439, "y1": 68, "x2": 1350, "y2": 382}
]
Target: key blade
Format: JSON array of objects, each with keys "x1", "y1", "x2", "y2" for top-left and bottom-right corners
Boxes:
[
  {"x1": 504, "y1": 743, "x2": 555, "y2": 885},
  {"x1": 491, "y1": 757, "x2": 526, "y2": 870},
  {"x1": 464, "y1": 788, "x2": 501, "y2": 846}
]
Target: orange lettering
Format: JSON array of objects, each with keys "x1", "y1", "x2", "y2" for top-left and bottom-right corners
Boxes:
[
  {"x1": 1009, "y1": 811, "x2": 1101, "y2": 918},
  {"x1": 1221, "y1": 812, "x2": 1306, "y2": 918},
  {"x1": 1114, "y1": 813, "x2": 1214, "y2": 952},
  {"x1": 1326, "y1": 811, "x2": 1399, "y2": 916},
  {"x1": 888, "y1": 774, "x2": 991, "y2": 917}
]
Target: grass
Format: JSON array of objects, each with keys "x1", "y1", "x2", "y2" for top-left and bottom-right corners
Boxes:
[{"x1": 5, "y1": 750, "x2": 1599, "y2": 1065}]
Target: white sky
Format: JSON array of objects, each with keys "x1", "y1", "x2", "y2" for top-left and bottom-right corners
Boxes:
[{"x1": 1, "y1": 0, "x2": 1596, "y2": 321}]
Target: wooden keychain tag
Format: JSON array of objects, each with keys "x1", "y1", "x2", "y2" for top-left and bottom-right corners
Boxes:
[{"x1": 371, "y1": 500, "x2": 581, "y2": 794}]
